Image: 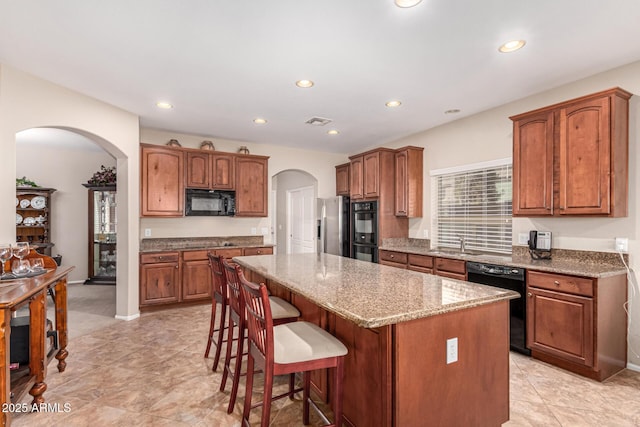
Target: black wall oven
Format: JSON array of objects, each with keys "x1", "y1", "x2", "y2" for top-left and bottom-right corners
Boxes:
[
  {"x1": 352, "y1": 201, "x2": 378, "y2": 263},
  {"x1": 466, "y1": 261, "x2": 530, "y2": 356}
]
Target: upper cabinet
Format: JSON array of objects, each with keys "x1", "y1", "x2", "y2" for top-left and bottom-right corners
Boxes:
[
  {"x1": 335, "y1": 163, "x2": 350, "y2": 196},
  {"x1": 141, "y1": 144, "x2": 184, "y2": 217},
  {"x1": 185, "y1": 151, "x2": 235, "y2": 190},
  {"x1": 511, "y1": 87, "x2": 631, "y2": 217},
  {"x1": 349, "y1": 156, "x2": 364, "y2": 199},
  {"x1": 350, "y1": 149, "x2": 385, "y2": 200},
  {"x1": 394, "y1": 147, "x2": 423, "y2": 217},
  {"x1": 235, "y1": 155, "x2": 269, "y2": 217}
]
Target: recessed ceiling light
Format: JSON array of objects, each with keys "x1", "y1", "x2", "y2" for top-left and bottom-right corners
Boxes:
[
  {"x1": 444, "y1": 109, "x2": 461, "y2": 114},
  {"x1": 156, "y1": 101, "x2": 173, "y2": 109},
  {"x1": 386, "y1": 100, "x2": 402, "y2": 108},
  {"x1": 327, "y1": 130, "x2": 339, "y2": 135},
  {"x1": 253, "y1": 118, "x2": 267, "y2": 124},
  {"x1": 498, "y1": 40, "x2": 526, "y2": 53},
  {"x1": 295, "y1": 80, "x2": 314, "y2": 88},
  {"x1": 394, "y1": 0, "x2": 422, "y2": 7}
]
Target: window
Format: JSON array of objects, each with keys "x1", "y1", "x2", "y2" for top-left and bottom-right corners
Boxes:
[{"x1": 431, "y1": 159, "x2": 512, "y2": 254}]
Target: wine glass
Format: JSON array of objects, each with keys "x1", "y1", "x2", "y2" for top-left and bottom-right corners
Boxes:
[
  {"x1": 0, "y1": 244, "x2": 12, "y2": 278},
  {"x1": 14, "y1": 242, "x2": 29, "y2": 261}
]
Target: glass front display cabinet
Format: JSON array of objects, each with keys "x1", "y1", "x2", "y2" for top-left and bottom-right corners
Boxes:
[{"x1": 83, "y1": 185, "x2": 116, "y2": 284}]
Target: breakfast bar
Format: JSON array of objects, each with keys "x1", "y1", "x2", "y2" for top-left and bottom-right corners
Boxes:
[{"x1": 233, "y1": 253, "x2": 519, "y2": 426}]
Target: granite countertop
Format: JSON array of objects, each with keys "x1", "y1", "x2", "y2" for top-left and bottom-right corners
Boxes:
[
  {"x1": 140, "y1": 236, "x2": 274, "y2": 252},
  {"x1": 232, "y1": 253, "x2": 519, "y2": 329},
  {"x1": 378, "y1": 244, "x2": 627, "y2": 278}
]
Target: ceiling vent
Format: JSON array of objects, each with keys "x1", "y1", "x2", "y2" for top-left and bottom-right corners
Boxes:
[{"x1": 305, "y1": 117, "x2": 332, "y2": 126}]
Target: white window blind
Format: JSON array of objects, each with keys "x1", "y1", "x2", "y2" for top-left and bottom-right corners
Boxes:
[{"x1": 431, "y1": 161, "x2": 512, "y2": 254}]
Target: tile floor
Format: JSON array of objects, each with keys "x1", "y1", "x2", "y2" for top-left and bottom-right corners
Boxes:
[{"x1": 10, "y1": 284, "x2": 640, "y2": 426}]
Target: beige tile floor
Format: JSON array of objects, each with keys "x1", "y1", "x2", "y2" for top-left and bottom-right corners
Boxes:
[{"x1": 10, "y1": 284, "x2": 640, "y2": 426}]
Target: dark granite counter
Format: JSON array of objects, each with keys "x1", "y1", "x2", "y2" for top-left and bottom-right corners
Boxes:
[{"x1": 140, "y1": 236, "x2": 274, "y2": 252}]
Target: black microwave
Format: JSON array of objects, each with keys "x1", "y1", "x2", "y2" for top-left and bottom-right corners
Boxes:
[{"x1": 185, "y1": 189, "x2": 235, "y2": 216}]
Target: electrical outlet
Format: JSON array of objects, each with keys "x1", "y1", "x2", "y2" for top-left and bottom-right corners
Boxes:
[
  {"x1": 615, "y1": 237, "x2": 628, "y2": 252},
  {"x1": 144, "y1": 228, "x2": 151, "y2": 237},
  {"x1": 423, "y1": 229, "x2": 429, "y2": 239},
  {"x1": 261, "y1": 227, "x2": 268, "y2": 235},
  {"x1": 251, "y1": 227, "x2": 257, "y2": 235},
  {"x1": 446, "y1": 337, "x2": 458, "y2": 364},
  {"x1": 518, "y1": 233, "x2": 529, "y2": 245}
]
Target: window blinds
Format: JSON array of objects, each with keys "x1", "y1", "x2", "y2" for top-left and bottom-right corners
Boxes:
[{"x1": 432, "y1": 162, "x2": 512, "y2": 254}]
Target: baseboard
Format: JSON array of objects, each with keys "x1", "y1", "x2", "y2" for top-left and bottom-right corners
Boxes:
[
  {"x1": 115, "y1": 313, "x2": 140, "y2": 321},
  {"x1": 627, "y1": 362, "x2": 640, "y2": 372}
]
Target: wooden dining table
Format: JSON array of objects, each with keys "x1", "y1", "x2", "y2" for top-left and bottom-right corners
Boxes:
[{"x1": 0, "y1": 266, "x2": 73, "y2": 427}]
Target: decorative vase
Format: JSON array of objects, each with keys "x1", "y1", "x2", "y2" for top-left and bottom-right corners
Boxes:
[
  {"x1": 200, "y1": 140, "x2": 215, "y2": 150},
  {"x1": 238, "y1": 146, "x2": 250, "y2": 154},
  {"x1": 166, "y1": 139, "x2": 181, "y2": 147}
]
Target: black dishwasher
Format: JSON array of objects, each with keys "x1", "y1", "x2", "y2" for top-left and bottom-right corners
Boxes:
[{"x1": 466, "y1": 261, "x2": 530, "y2": 356}]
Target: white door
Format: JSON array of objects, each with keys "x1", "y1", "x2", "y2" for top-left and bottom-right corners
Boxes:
[{"x1": 287, "y1": 186, "x2": 315, "y2": 254}]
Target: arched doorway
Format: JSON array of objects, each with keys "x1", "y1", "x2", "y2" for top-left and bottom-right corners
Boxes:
[{"x1": 272, "y1": 170, "x2": 318, "y2": 254}]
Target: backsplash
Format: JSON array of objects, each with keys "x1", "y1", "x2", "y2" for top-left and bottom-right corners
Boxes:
[
  {"x1": 512, "y1": 245, "x2": 628, "y2": 267},
  {"x1": 140, "y1": 235, "x2": 265, "y2": 251}
]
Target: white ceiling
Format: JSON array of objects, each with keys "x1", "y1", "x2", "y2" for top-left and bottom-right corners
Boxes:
[{"x1": 2, "y1": 0, "x2": 640, "y2": 154}]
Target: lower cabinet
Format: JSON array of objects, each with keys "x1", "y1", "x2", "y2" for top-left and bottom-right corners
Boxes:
[
  {"x1": 378, "y1": 250, "x2": 407, "y2": 268},
  {"x1": 140, "y1": 252, "x2": 180, "y2": 305},
  {"x1": 379, "y1": 250, "x2": 458, "y2": 279},
  {"x1": 434, "y1": 257, "x2": 466, "y2": 280},
  {"x1": 526, "y1": 270, "x2": 627, "y2": 381},
  {"x1": 140, "y1": 246, "x2": 273, "y2": 309}
]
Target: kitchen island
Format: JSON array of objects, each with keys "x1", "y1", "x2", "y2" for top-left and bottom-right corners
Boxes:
[{"x1": 233, "y1": 253, "x2": 519, "y2": 427}]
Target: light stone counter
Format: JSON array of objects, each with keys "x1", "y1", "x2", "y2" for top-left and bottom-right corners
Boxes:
[{"x1": 233, "y1": 253, "x2": 519, "y2": 328}]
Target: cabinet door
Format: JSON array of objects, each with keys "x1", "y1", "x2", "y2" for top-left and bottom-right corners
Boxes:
[
  {"x1": 363, "y1": 151, "x2": 380, "y2": 198},
  {"x1": 182, "y1": 259, "x2": 212, "y2": 301},
  {"x1": 141, "y1": 145, "x2": 184, "y2": 217},
  {"x1": 335, "y1": 163, "x2": 350, "y2": 196},
  {"x1": 558, "y1": 97, "x2": 611, "y2": 215},
  {"x1": 185, "y1": 152, "x2": 211, "y2": 188},
  {"x1": 140, "y1": 262, "x2": 180, "y2": 305},
  {"x1": 527, "y1": 286, "x2": 594, "y2": 367},
  {"x1": 349, "y1": 156, "x2": 364, "y2": 199},
  {"x1": 235, "y1": 156, "x2": 268, "y2": 216},
  {"x1": 243, "y1": 247, "x2": 273, "y2": 256},
  {"x1": 512, "y1": 111, "x2": 554, "y2": 216},
  {"x1": 395, "y1": 150, "x2": 409, "y2": 216},
  {"x1": 212, "y1": 153, "x2": 235, "y2": 189}
]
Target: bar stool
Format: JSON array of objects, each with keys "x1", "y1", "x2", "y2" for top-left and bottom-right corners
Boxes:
[
  {"x1": 239, "y1": 274, "x2": 348, "y2": 427},
  {"x1": 220, "y1": 260, "x2": 301, "y2": 414},
  {"x1": 204, "y1": 254, "x2": 229, "y2": 371}
]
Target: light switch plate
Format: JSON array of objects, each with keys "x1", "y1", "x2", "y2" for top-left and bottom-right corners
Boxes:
[
  {"x1": 615, "y1": 237, "x2": 628, "y2": 252},
  {"x1": 144, "y1": 228, "x2": 151, "y2": 237},
  {"x1": 251, "y1": 227, "x2": 257, "y2": 235},
  {"x1": 518, "y1": 233, "x2": 529, "y2": 245},
  {"x1": 446, "y1": 337, "x2": 458, "y2": 364}
]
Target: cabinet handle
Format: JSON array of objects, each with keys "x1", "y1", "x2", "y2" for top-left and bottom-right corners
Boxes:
[
  {"x1": 257, "y1": 250, "x2": 262, "y2": 254},
  {"x1": 390, "y1": 255, "x2": 394, "y2": 258},
  {"x1": 554, "y1": 280, "x2": 560, "y2": 285},
  {"x1": 175, "y1": 265, "x2": 179, "y2": 269},
  {"x1": 527, "y1": 292, "x2": 532, "y2": 298}
]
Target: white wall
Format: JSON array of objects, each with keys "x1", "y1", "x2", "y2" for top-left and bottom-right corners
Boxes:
[
  {"x1": 139, "y1": 128, "x2": 346, "y2": 239},
  {"x1": 384, "y1": 60, "x2": 640, "y2": 366},
  {"x1": 0, "y1": 64, "x2": 140, "y2": 319},
  {"x1": 16, "y1": 135, "x2": 116, "y2": 283}
]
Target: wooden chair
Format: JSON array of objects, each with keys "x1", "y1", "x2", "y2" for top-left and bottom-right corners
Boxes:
[
  {"x1": 204, "y1": 254, "x2": 229, "y2": 371},
  {"x1": 220, "y1": 259, "x2": 301, "y2": 414},
  {"x1": 239, "y1": 274, "x2": 348, "y2": 427}
]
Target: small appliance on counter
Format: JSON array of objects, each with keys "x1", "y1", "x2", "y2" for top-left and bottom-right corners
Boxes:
[{"x1": 528, "y1": 230, "x2": 551, "y2": 260}]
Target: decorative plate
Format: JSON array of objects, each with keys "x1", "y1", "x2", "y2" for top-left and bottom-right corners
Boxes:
[
  {"x1": 16, "y1": 213, "x2": 23, "y2": 225},
  {"x1": 31, "y1": 196, "x2": 46, "y2": 209},
  {"x1": 15, "y1": 198, "x2": 18, "y2": 207},
  {"x1": 19, "y1": 199, "x2": 30, "y2": 208},
  {"x1": 23, "y1": 217, "x2": 36, "y2": 226}
]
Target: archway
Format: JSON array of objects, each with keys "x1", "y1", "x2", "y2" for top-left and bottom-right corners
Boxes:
[{"x1": 272, "y1": 170, "x2": 318, "y2": 254}]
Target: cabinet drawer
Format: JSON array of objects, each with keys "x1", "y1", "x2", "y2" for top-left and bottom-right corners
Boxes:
[
  {"x1": 527, "y1": 271, "x2": 593, "y2": 297},
  {"x1": 379, "y1": 250, "x2": 407, "y2": 265},
  {"x1": 407, "y1": 265, "x2": 433, "y2": 275},
  {"x1": 243, "y1": 247, "x2": 273, "y2": 256},
  {"x1": 436, "y1": 270, "x2": 467, "y2": 281},
  {"x1": 408, "y1": 254, "x2": 433, "y2": 269},
  {"x1": 380, "y1": 260, "x2": 407, "y2": 269},
  {"x1": 140, "y1": 252, "x2": 179, "y2": 264},
  {"x1": 435, "y1": 257, "x2": 466, "y2": 275},
  {"x1": 215, "y1": 248, "x2": 244, "y2": 258},
  {"x1": 182, "y1": 250, "x2": 209, "y2": 261}
]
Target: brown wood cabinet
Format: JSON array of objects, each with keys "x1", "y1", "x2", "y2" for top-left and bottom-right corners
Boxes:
[
  {"x1": 407, "y1": 253, "x2": 433, "y2": 274},
  {"x1": 349, "y1": 156, "x2": 364, "y2": 199},
  {"x1": 335, "y1": 163, "x2": 350, "y2": 196},
  {"x1": 242, "y1": 246, "x2": 273, "y2": 256},
  {"x1": 526, "y1": 270, "x2": 627, "y2": 381},
  {"x1": 139, "y1": 252, "x2": 180, "y2": 305},
  {"x1": 185, "y1": 151, "x2": 211, "y2": 189},
  {"x1": 16, "y1": 187, "x2": 56, "y2": 255},
  {"x1": 235, "y1": 155, "x2": 269, "y2": 217},
  {"x1": 211, "y1": 153, "x2": 235, "y2": 189},
  {"x1": 349, "y1": 150, "x2": 382, "y2": 199},
  {"x1": 181, "y1": 250, "x2": 212, "y2": 301},
  {"x1": 141, "y1": 144, "x2": 184, "y2": 217},
  {"x1": 185, "y1": 151, "x2": 235, "y2": 190},
  {"x1": 378, "y1": 249, "x2": 407, "y2": 268},
  {"x1": 434, "y1": 257, "x2": 466, "y2": 280},
  {"x1": 511, "y1": 87, "x2": 631, "y2": 217},
  {"x1": 394, "y1": 146, "x2": 423, "y2": 217}
]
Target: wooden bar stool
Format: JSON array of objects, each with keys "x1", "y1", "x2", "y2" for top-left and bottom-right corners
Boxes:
[
  {"x1": 239, "y1": 274, "x2": 348, "y2": 427},
  {"x1": 204, "y1": 254, "x2": 229, "y2": 371},
  {"x1": 220, "y1": 260, "x2": 301, "y2": 414}
]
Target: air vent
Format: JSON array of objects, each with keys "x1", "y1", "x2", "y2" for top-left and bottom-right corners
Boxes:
[{"x1": 305, "y1": 117, "x2": 332, "y2": 126}]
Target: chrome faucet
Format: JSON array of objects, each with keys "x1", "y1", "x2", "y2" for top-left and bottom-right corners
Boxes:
[{"x1": 458, "y1": 235, "x2": 466, "y2": 253}]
